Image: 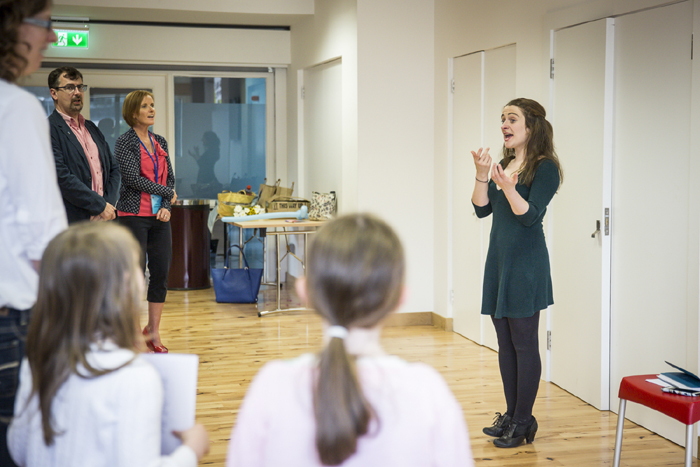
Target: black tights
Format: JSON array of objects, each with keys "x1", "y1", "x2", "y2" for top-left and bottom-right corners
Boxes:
[{"x1": 491, "y1": 312, "x2": 541, "y2": 424}]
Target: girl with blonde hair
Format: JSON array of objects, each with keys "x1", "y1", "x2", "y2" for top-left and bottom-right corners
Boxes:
[{"x1": 8, "y1": 222, "x2": 209, "y2": 467}]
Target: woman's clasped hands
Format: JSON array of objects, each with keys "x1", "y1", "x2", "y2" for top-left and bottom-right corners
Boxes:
[
  {"x1": 490, "y1": 162, "x2": 518, "y2": 192},
  {"x1": 472, "y1": 147, "x2": 519, "y2": 192},
  {"x1": 155, "y1": 191, "x2": 177, "y2": 222}
]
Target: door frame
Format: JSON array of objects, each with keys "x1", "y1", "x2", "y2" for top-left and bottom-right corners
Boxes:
[{"x1": 548, "y1": 18, "x2": 615, "y2": 409}]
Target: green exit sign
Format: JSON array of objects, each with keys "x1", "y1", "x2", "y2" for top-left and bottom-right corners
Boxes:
[{"x1": 53, "y1": 30, "x2": 89, "y2": 49}]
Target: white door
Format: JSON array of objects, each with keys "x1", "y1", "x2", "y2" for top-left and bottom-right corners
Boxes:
[
  {"x1": 451, "y1": 45, "x2": 515, "y2": 351},
  {"x1": 481, "y1": 45, "x2": 516, "y2": 352},
  {"x1": 301, "y1": 59, "x2": 342, "y2": 204},
  {"x1": 451, "y1": 52, "x2": 485, "y2": 345},
  {"x1": 550, "y1": 19, "x2": 613, "y2": 410},
  {"x1": 610, "y1": 0, "x2": 693, "y2": 447}
]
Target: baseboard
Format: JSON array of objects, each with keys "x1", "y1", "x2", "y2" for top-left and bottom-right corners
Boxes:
[
  {"x1": 430, "y1": 313, "x2": 454, "y2": 332},
  {"x1": 384, "y1": 312, "x2": 453, "y2": 331}
]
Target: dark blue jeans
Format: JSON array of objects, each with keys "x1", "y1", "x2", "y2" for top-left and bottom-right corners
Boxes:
[{"x1": 0, "y1": 307, "x2": 29, "y2": 467}]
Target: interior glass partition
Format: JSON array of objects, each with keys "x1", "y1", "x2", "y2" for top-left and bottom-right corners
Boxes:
[
  {"x1": 173, "y1": 76, "x2": 267, "y2": 200},
  {"x1": 89, "y1": 88, "x2": 146, "y2": 154}
]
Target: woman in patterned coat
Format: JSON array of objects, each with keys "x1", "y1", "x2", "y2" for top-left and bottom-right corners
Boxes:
[{"x1": 115, "y1": 90, "x2": 176, "y2": 353}]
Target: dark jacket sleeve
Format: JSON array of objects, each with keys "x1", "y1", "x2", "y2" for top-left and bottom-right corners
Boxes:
[
  {"x1": 49, "y1": 114, "x2": 107, "y2": 218},
  {"x1": 514, "y1": 160, "x2": 560, "y2": 227}
]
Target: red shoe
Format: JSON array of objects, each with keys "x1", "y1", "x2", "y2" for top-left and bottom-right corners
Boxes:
[{"x1": 142, "y1": 327, "x2": 168, "y2": 353}]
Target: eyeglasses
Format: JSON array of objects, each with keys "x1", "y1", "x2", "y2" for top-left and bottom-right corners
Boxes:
[
  {"x1": 54, "y1": 84, "x2": 89, "y2": 93},
  {"x1": 23, "y1": 17, "x2": 53, "y2": 31}
]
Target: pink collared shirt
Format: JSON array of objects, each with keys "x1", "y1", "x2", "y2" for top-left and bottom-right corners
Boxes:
[{"x1": 57, "y1": 110, "x2": 103, "y2": 197}]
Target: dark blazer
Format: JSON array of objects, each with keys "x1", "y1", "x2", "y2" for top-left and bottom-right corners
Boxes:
[
  {"x1": 114, "y1": 128, "x2": 175, "y2": 214},
  {"x1": 48, "y1": 110, "x2": 121, "y2": 224}
]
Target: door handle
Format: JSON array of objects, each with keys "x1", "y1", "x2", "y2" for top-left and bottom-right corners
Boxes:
[{"x1": 591, "y1": 220, "x2": 601, "y2": 238}]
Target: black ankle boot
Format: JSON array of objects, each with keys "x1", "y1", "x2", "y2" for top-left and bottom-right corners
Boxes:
[
  {"x1": 493, "y1": 416, "x2": 538, "y2": 448},
  {"x1": 482, "y1": 412, "x2": 512, "y2": 437}
]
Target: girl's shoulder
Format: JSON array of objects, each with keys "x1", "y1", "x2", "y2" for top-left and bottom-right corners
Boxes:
[
  {"x1": 254, "y1": 354, "x2": 450, "y2": 387},
  {"x1": 363, "y1": 356, "x2": 448, "y2": 380}
]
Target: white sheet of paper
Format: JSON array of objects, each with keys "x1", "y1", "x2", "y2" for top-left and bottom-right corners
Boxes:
[
  {"x1": 646, "y1": 378, "x2": 672, "y2": 388},
  {"x1": 141, "y1": 353, "x2": 199, "y2": 455}
]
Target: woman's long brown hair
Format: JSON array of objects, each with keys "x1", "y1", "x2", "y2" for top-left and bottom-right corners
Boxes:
[
  {"x1": 25, "y1": 222, "x2": 143, "y2": 445},
  {"x1": 0, "y1": 0, "x2": 50, "y2": 82},
  {"x1": 306, "y1": 214, "x2": 405, "y2": 465},
  {"x1": 501, "y1": 97, "x2": 564, "y2": 189}
]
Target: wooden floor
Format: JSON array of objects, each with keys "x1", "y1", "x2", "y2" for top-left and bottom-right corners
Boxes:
[{"x1": 150, "y1": 285, "x2": 697, "y2": 466}]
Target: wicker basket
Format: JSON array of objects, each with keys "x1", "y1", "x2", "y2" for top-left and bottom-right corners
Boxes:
[{"x1": 217, "y1": 190, "x2": 256, "y2": 217}]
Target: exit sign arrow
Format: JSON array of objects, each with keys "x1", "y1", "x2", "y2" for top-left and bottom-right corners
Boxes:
[{"x1": 52, "y1": 30, "x2": 89, "y2": 49}]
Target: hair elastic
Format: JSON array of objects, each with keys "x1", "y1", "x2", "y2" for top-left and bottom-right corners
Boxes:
[{"x1": 326, "y1": 325, "x2": 349, "y2": 340}]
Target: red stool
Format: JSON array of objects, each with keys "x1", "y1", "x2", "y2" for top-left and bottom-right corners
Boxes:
[{"x1": 614, "y1": 374, "x2": 700, "y2": 467}]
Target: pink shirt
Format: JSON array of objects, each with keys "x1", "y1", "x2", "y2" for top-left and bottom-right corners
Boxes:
[
  {"x1": 117, "y1": 136, "x2": 168, "y2": 218},
  {"x1": 226, "y1": 354, "x2": 474, "y2": 467},
  {"x1": 57, "y1": 110, "x2": 103, "y2": 196}
]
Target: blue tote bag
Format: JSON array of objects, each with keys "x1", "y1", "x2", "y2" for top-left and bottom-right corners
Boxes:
[{"x1": 211, "y1": 245, "x2": 263, "y2": 303}]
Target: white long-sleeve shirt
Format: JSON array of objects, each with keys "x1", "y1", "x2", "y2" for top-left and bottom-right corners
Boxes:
[
  {"x1": 8, "y1": 343, "x2": 197, "y2": 467},
  {"x1": 0, "y1": 79, "x2": 67, "y2": 310}
]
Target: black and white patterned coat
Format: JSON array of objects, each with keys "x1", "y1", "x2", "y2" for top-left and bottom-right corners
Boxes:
[{"x1": 114, "y1": 128, "x2": 175, "y2": 214}]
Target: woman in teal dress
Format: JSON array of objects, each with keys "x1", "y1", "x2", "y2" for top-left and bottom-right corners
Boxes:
[{"x1": 471, "y1": 98, "x2": 563, "y2": 448}]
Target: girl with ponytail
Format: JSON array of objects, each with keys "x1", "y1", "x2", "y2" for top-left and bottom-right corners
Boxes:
[{"x1": 227, "y1": 214, "x2": 473, "y2": 466}]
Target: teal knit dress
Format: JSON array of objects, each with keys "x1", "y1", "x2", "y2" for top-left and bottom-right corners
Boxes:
[{"x1": 473, "y1": 159, "x2": 560, "y2": 319}]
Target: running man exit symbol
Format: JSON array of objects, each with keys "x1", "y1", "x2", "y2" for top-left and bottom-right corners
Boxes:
[{"x1": 52, "y1": 30, "x2": 89, "y2": 49}]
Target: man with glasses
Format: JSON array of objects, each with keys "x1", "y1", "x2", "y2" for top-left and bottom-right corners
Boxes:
[{"x1": 48, "y1": 66, "x2": 121, "y2": 223}]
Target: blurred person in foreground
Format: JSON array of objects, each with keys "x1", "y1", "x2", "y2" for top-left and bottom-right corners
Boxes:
[
  {"x1": 227, "y1": 214, "x2": 474, "y2": 467},
  {"x1": 0, "y1": 0, "x2": 67, "y2": 465},
  {"x1": 8, "y1": 222, "x2": 209, "y2": 466}
]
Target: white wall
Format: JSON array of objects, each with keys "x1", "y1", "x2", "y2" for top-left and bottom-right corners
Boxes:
[
  {"x1": 288, "y1": 0, "x2": 435, "y2": 314},
  {"x1": 356, "y1": 0, "x2": 436, "y2": 314},
  {"x1": 288, "y1": 0, "x2": 358, "y2": 211},
  {"x1": 694, "y1": 0, "x2": 700, "y2": 376},
  {"x1": 43, "y1": 23, "x2": 290, "y2": 67},
  {"x1": 53, "y1": 0, "x2": 313, "y2": 23},
  {"x1": 56, "y1": 0, "x2": 313, "y2": 14}
]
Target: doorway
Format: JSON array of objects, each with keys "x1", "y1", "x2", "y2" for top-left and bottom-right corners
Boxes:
[
  {"x1": 450, "y1": 44, "x2": 516, "y2": 353},
  {"x1": 549, "y1": 0, "x2": 694, "y2": 447}
]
